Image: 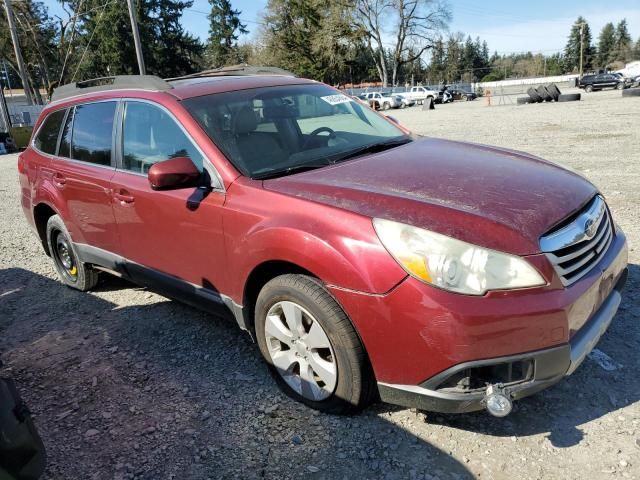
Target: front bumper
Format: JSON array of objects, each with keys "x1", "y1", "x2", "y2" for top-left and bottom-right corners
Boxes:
[
  {"x1": 329, "y1": 227, "x2": 628, "y2": 414},
  {"x1": 377, "y1": 268, "x2": 627, "y2": 413}
]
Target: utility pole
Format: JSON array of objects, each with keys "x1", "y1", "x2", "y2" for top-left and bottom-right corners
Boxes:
[
  {"x1": 579, "y1": 22, "x2": 586, "y2": 78},
  {"x1": 0, "y1": 85, "x2": 11, "y2": 133},
  {"x1": 126, "y1": 0, "x2": 146, "y2": 75},
  {"x1": 3, "y1": 0, "x2": 34, "y2": 105}
]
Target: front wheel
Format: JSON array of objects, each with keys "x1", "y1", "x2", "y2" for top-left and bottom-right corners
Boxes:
[
  {"x1": 585, "y1": 85, "x2": 593, "y2": 93},
  {"x1": 255, "y1": 275, "x2": 375, "y2": 414},
  {"x1": 382, "y1": 102, "x2": 390, "y2": 110},
  {"x1": 46, "y1": 215, "x2": 99, "y2": 291}
]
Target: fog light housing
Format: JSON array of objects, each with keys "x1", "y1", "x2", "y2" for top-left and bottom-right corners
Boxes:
[{"x1": 485, "y1": 384, "x2": 513, "y2": 417}]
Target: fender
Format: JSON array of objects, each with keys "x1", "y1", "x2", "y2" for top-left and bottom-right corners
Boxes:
[
  {"x1": 32, "y1": 179, "x2": 76, "y2": 239},
  {"x1": 222, "y1": 179, "x2": 407, "y2": 304}
]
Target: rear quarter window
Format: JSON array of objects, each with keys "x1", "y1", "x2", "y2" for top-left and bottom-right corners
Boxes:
[{"x1": 33, "y1": 109, "x2": 66, "y2": 155}]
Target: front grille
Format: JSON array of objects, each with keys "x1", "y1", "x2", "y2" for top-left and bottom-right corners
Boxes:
[{"x1": 540, "y1": 195, "x2": 614, "y2": 286}]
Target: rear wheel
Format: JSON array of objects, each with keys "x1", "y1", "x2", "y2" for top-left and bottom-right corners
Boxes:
[
  {"x1": 255, "y1": 274, "x2": 375, "y2": 414},
  {"x1": 46, "y1": 215, "x2": 99, "y2": 291},
  {"x1": 382, "y1": 102, "x2": 390, "y2": 110}
]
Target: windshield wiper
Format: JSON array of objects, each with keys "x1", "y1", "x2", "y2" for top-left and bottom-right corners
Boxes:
[
  {"x1": 252, "y1": 162, "x2": 331, "y2": 180},
  {"x1": 329, "y1": 137, "x2": 412, "y2": 163}
]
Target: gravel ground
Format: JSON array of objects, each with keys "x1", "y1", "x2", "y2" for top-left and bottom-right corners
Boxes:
[{"x1": 1, "y1": 88, "x2": 639, "y2": 480}]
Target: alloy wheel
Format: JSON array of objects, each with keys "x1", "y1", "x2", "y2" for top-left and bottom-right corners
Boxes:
[{"x1": 264, "y1": 301, "x2": 337, "y2": 401}]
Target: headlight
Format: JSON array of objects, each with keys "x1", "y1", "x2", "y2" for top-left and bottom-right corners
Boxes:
[{"x1": 373, "y1": 218, "x2": 545, "y2": 295}]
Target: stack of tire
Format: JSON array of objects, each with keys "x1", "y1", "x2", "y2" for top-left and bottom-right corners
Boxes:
[{"x1": 517, "y1": 84, "x2": 580, "y2": 105}]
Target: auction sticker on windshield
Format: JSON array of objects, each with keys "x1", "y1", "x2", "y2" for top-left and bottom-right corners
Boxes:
[{"x1": 320, "y1": 94, "x2": 353, "y2": 105}]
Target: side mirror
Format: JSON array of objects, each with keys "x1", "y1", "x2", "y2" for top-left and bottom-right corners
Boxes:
[
  {"x1": 148, "y1": 156, "x2": 201, "y2": 190},
  {"x1": 386, "y1": 115, "x2": 400, "y2": 125}
]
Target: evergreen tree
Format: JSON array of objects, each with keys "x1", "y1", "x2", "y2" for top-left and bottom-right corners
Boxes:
[
  {"x1": 564, "y1": 17, "x2": 595, "y2": 72},
  {"x1": 425, "y1": 38, "x2": 446, "y2": 84},
  {"x1": 597, "y1": 23, "x2": 616, "y2": 67},
  {"x1": 206, "y1": 0, "x2": 248, "y2": 68},
  {"x1": 74, "y1": 0, "x2": 203, "y2": 81},
  {"x1": 614, "y1": 19, "x2": 632, "y2": 63},
  {"x1": 444, "y1": 33, "x2": 463, "y2": 83},
  {"x1": 261, "y1": 0, "x2": 356, "y2": 83},
  {"x1": 634, "y1": 38, "x2": 640, "y2": 60}
]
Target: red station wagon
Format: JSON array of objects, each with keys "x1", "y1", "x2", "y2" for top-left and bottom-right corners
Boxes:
[{"x1": 18, "y1": 71, "x2": 628, "y2": 417}]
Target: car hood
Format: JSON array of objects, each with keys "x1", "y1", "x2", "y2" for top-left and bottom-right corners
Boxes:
[{"x1": 264, "y1": 137, "x2": 598, "y2": 255}]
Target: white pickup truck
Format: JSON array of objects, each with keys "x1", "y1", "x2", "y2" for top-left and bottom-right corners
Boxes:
[{"x1": 397, "y1": 86, "x2": 438, "y2": 105}]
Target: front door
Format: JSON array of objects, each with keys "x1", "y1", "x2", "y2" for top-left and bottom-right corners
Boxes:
[{"x1": 109, "y1": 100, "x2": 228, "y2": 298}]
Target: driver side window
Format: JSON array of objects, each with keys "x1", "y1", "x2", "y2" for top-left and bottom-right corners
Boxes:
[{"x1": 121, "y1": 101, "x2": 204, "y2": 174}]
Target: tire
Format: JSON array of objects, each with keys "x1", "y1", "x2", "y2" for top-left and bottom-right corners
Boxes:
[
  {"x1": 255, "y1": 274, "x2": 375, "y2": 414},
  {"x1": 548, "y1": 83, "x2": 561, "y2": 99},
  {"x1": 536, "y1": 85, "x2": 552, "y2": 102},
  {"x1": 517, "y1": 96, "x2": 532, "y2": 105},
  {"x1": 545, "y1": 84, "x2": 559, "y2": 101},
  {"x1": 585, "y1": 85, "x2": 593, "y2": 93},
  {"x1": 616, "y1": 83, "x2": 624, "y2": 90},
  {"x1": 622, "y1": 87, "x2": 640, "y2": 97},
  {"x1": 558, "y1": 93, "x2": 581, "y2": 102},
  {"x1": 527, "y1": 87, "x2": 543, "y2": 103},
  {"x1": 382, "y1": 102, "x2": 390, "y2": 110},
  {"x1": 46, "y1": 215, "x2": 99, "y2": 291}
]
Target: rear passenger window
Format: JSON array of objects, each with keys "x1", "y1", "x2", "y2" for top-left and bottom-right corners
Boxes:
[
  {"x1": 33, "y1": 109, "x2": 66, "y2": 155},
  {"x1": 71, "y1": 102, "x2": 116, "y2": 166},
  {"x1": 121, "y1": 101, "x2": 203, "y2": 174}
]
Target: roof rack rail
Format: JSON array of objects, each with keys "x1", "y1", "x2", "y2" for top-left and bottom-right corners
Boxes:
[
  {"x1": 51, "y1": 75, "x2": 172, "y2": 102},
  {"x1": 165, "y1": 64, "x2": 296, "y2": 82}
]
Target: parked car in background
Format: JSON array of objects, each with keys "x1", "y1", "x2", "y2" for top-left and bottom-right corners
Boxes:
[
  {"x1": 578, "y1": 73, "x2": 630, "y2": 92},
  {"x1": 393, "y1": 95, "x2": 415, "y2": 108},
  {"x1": 397, "y1": 86, "x2": 438, "y2": 105},
  {"x1": 450, "y1": 88, "x2": 477, "y2": 101},
  {"x1": 434, "y1": 86, "x2": 453, "y2": 104},
  {"x1": 357, "y1": 92, "x2": 399, "y2": 110},
  {"x1": 19, "y1": 73, "x2": 628, "y2": 417}
]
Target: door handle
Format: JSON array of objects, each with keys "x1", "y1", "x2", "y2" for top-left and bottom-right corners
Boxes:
[
  {"x1": 53, "y1": 172, "x2": 66, "y2": 187},
  {"x1": 114, "y1": 189, "x2": 135, "y2": 204}
]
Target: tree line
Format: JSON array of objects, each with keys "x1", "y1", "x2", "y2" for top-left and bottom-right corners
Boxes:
[{"x1": 1, "y1": 0, "x2": 640, "y2": 103}]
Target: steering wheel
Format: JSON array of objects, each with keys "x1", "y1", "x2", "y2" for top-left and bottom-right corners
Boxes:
[{"x1": 303, "y1": 127, "x2": 336, "y2": 149}]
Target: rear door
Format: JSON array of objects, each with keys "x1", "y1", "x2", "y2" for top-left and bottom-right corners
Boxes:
[
  {"x1": 109, "y1": 99, "x2": 227, "y2": 295},
  {"x1": 49, "y1": 101, "x2": 120, "y2": 253}
]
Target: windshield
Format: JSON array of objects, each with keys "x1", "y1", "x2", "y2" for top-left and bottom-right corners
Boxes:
[{"x1": 182, "y1": 84, "x2": 410, "y2": 179}]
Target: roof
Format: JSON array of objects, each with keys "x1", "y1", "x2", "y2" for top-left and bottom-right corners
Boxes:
[
  {"x1": 167, "y1": 75, "x2": 316, "y2": 100},
  {"x1": 50, "y1": 65, "x2": 306, "y2": 103}
]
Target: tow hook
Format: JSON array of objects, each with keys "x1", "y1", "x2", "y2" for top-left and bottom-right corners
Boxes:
[{"x1": 484, "y1": 384, "x2": 513, "y2": 417}]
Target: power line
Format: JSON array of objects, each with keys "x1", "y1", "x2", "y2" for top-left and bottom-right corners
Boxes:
[{"x1": 71, "y1": 0, "x2": 111, "y2": 81}]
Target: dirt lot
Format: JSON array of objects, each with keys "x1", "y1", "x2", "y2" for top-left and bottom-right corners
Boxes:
[{"x1": 1, "y1": 88, "x2": 639, "y2": 480}]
